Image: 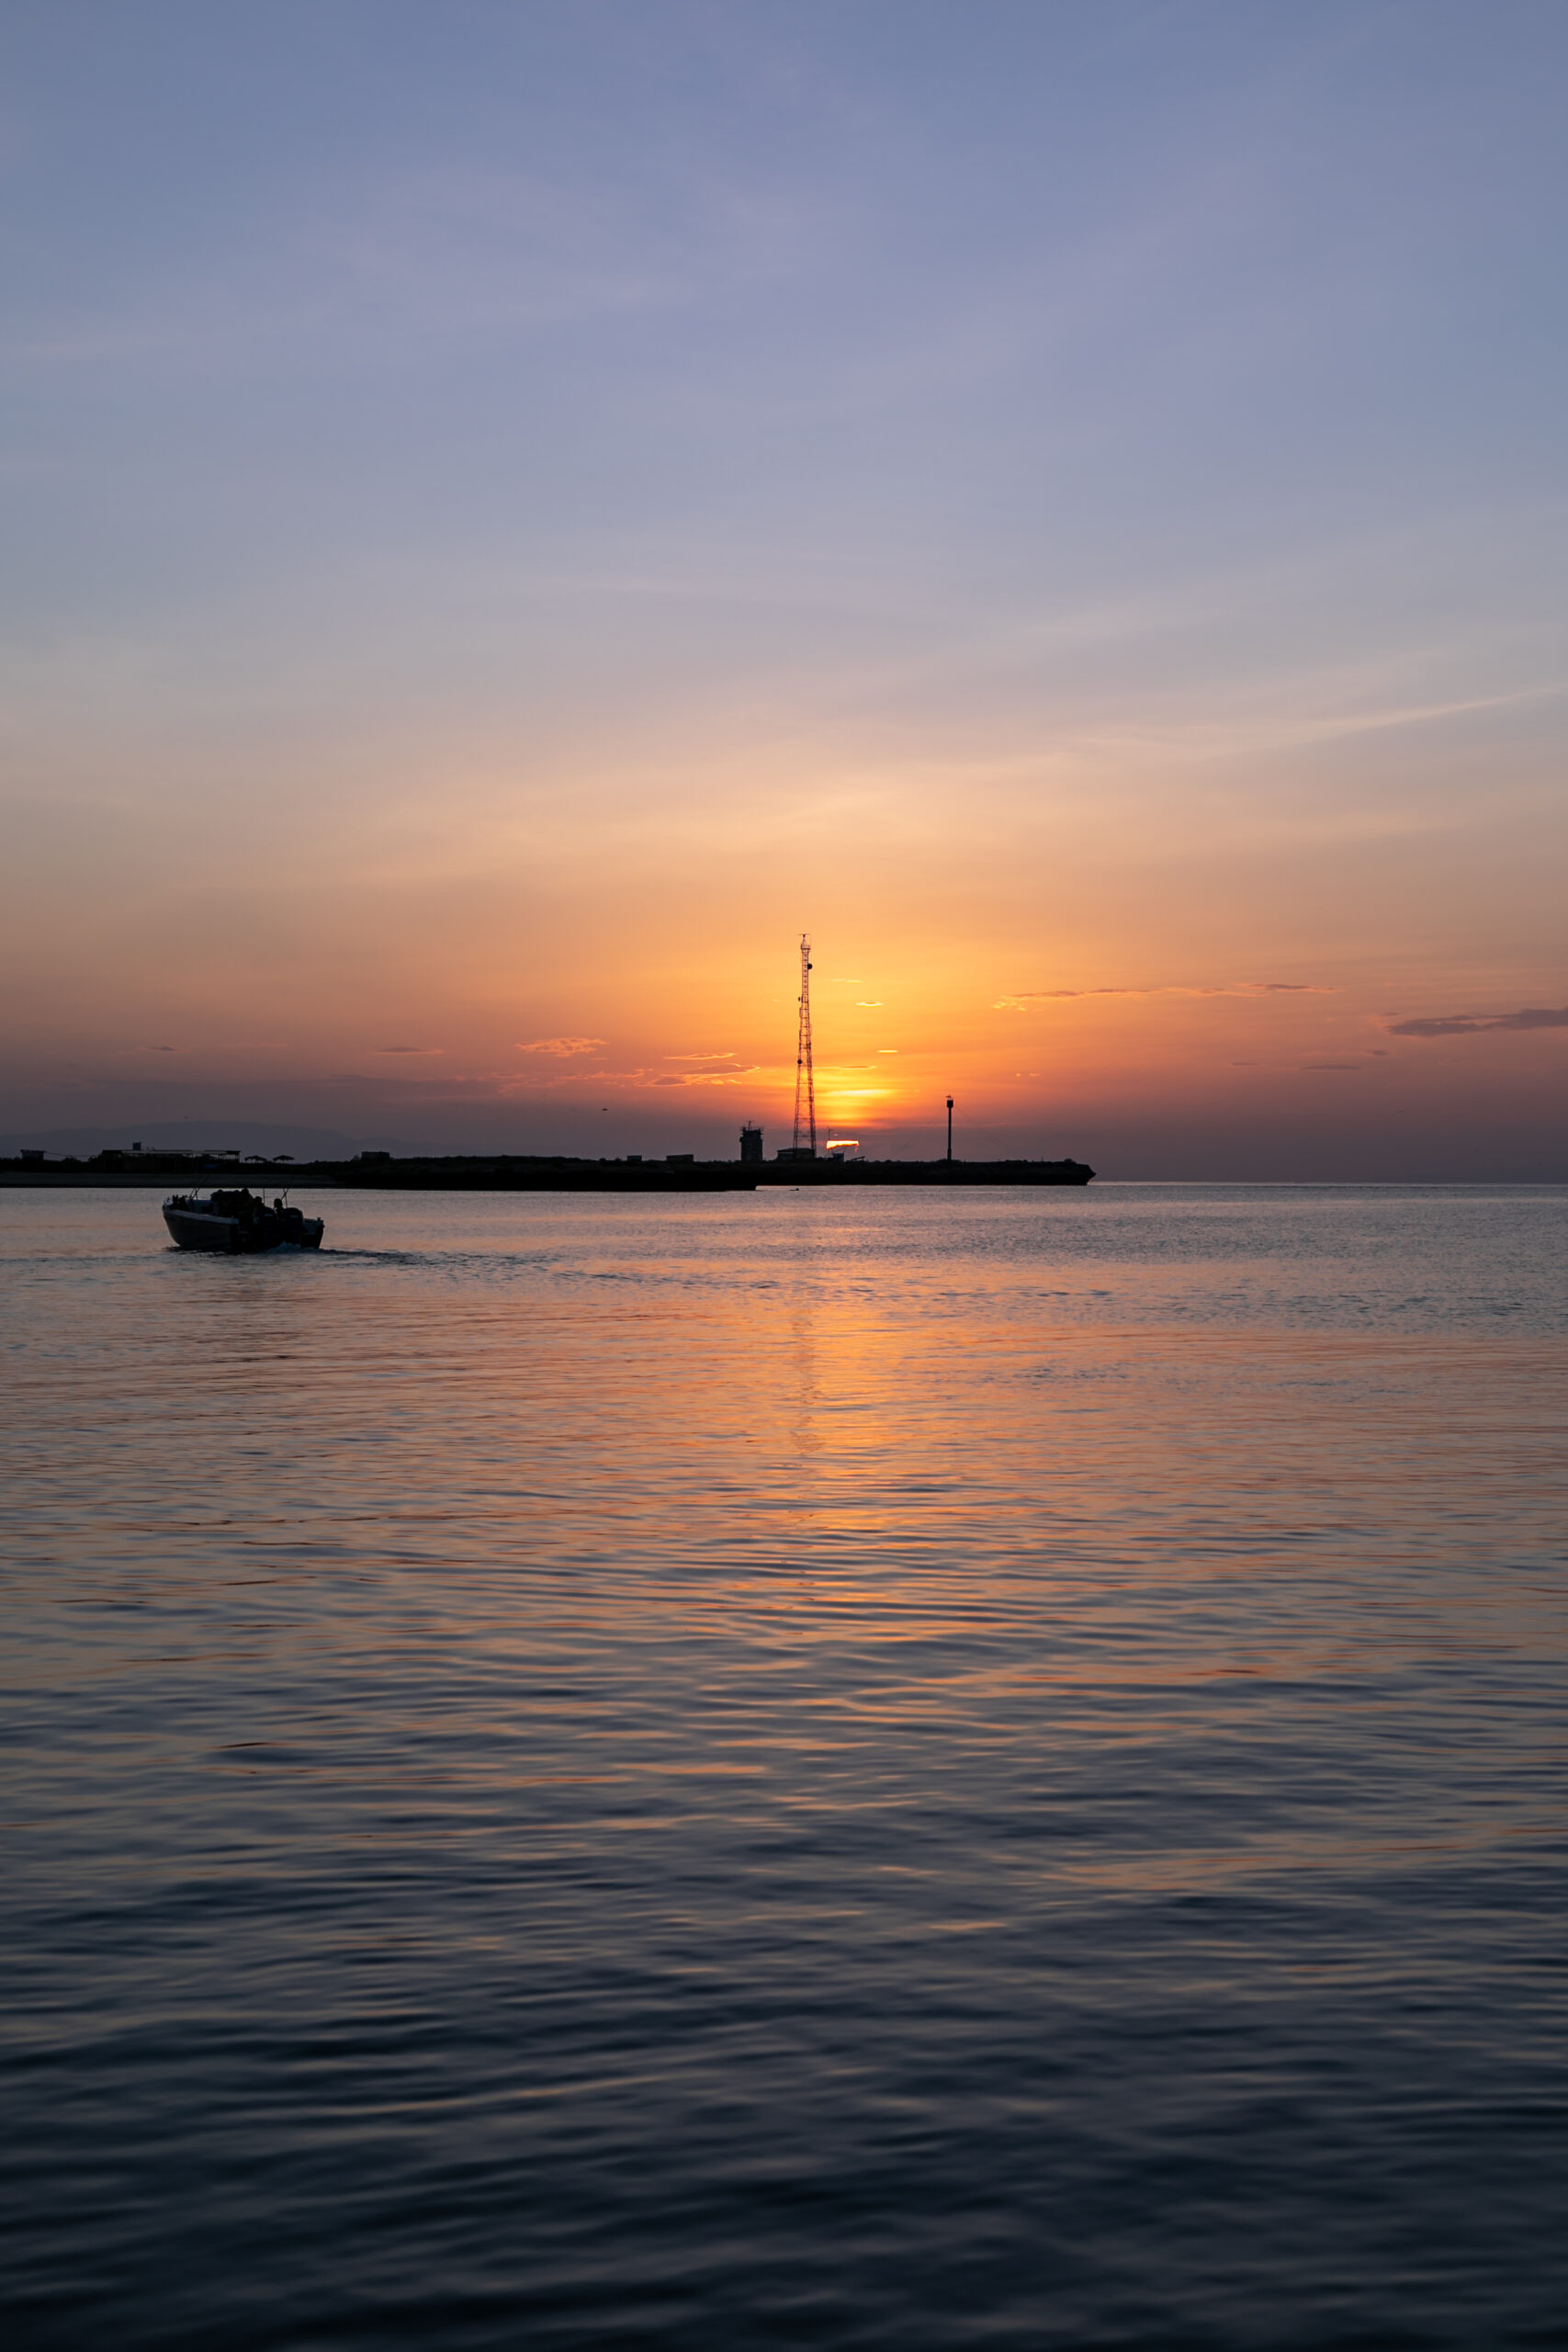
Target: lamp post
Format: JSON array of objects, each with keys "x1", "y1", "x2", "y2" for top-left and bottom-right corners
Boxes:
[{"x1": 946, "y1": 1096, "x2": 953, "y2": 1162}]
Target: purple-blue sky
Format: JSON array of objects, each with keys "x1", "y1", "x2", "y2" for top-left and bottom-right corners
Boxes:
[{"x1": 3, "y1": 1, "x2": 1565, "y2": 1173}]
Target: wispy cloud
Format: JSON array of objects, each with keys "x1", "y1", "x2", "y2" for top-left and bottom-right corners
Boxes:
[
  {"x1": 374, "y1": 1045, "x2": 444, "y2": 1055},
  {"x1": 1388, "y1": 1005, "x2": 1568, "y2": 1037},
  {"x1": 662, "y1": 1053, "x2": 747, "y2": 1079},
  {"x1": 516, "y1": 1036, "x2": 606, "y2": 1056},
  {"x1": 994, "y1": 983, "x2": 1335, "y2": 1010},
  {"x1": 503, "y1": 1059, "x2": 762, "y2": 1093}
]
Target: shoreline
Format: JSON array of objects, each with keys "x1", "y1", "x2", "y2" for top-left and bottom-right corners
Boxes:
[{"x1": 1, "y1": 1154, "x2": 1095, "y2": 1191}]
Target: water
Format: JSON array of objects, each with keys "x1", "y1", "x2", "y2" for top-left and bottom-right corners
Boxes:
[{"x1": 4, "y1": 1182, "x2": 1566, "y2": 2349}]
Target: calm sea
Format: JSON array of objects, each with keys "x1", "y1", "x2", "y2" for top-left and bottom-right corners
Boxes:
[{"x1": 4, "y1": 1182, "x2": 1566, "y2": 2350}]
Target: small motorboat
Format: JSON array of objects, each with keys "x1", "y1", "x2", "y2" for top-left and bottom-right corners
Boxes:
[{"x1": 163, "y1": 1187, "x2": 324, "y2": 1253}]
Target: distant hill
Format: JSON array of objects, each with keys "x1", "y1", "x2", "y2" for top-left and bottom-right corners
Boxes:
[{"x1": 0, "y1": 1119, "x2": 402, "y2": 1162}]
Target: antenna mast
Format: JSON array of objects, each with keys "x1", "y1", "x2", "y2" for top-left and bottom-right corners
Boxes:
[{"x1": 793, "y1": 933, "x2": 817, "y2": 1157}]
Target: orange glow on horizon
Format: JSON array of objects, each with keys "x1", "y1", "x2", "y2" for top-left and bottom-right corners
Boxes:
[{"x1": 6, "y1": 728, "x2": 1564, "y2": 1167}]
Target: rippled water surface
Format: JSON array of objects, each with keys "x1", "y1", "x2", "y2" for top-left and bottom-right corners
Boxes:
[{"x1": 5, "y1": 1183, "x2": 1567, "y2": 2348}]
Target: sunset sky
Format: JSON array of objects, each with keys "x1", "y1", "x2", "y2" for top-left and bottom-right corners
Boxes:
[{"x1": 4, "y1": 1, "x2": 1565, "y2": 1174}]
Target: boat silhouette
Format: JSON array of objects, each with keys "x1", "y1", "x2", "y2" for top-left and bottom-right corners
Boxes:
[{"x1": 163, "y1": 1187, "x2": 324, "y2": 1253}]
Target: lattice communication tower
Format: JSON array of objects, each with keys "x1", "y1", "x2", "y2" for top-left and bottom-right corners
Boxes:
[{"x1": 793, "y1": 933, "x2": 816, "y2": 1156}]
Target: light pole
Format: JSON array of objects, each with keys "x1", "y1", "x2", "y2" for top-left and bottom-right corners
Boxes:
[{"x1": 946, "y1": 1096, "x2": 953, "y2": 1162}]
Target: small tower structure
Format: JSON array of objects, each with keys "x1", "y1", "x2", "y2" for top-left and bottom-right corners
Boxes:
[{"x1": 792, "y1": 933, "x2": 816, "y2": 1158}]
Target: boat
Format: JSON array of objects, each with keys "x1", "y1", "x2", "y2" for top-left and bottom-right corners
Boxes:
[{"x1": 163, "y1": 1187, "x2": 324, "y2": 1253}]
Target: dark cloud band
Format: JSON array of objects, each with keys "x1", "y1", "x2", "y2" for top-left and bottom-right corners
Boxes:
[{"x1": 1389, "y1": 1006, "x2": 1568, "y2": 1037}]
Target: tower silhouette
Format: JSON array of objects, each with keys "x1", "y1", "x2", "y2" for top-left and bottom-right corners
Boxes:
[{"x1": 793, "y1": 933, "x2": 816, "y2": 1157}]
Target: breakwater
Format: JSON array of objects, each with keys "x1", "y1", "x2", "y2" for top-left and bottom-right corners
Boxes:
[{"x1": 3, "y1": 1152, "x2": 1093, "y2": 1191}]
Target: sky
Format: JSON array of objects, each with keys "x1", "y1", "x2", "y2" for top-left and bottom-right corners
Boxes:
[{"x1": 3, "y1": 0, "x2": 1565, "y2": 1175}]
